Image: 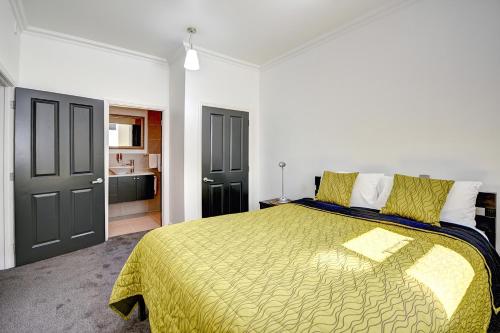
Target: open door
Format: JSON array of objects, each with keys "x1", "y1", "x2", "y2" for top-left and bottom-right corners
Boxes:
[{"x1": 14, "y1": 88, "x2": 105, "y2": 266}]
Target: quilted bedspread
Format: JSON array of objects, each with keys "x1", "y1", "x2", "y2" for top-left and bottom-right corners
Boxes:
[{"x1": 109, "y1": 203, "x2": 496, "y2": 332}]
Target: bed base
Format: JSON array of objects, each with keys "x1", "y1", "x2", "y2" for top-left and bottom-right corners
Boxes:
[{"x1": 138, "y1": 297, "x2": 148, "y2": 321}]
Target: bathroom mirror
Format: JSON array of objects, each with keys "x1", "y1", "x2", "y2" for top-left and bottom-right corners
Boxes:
[{"x1": 109, "y1": 114, "x2": 145, "y2": 149}]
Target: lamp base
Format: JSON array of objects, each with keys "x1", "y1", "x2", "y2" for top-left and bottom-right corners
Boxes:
[{"x1": 278, "y1": 197, "x2": 290, "y2": 203}]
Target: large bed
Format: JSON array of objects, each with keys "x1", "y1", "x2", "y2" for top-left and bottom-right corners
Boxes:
[{"x1": 109, "y1": 181, "x2": 500, "y2": 332}]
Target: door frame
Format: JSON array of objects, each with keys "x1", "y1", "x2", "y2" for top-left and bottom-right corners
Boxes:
[
  {"x1": 0, "y1": 65, "x2": 16, "y2": 268},
  {"x1": 2, "y1": 85, "x2": 15, "y2": 270},
  {"x1": 0, "y1": 85, "x2": 5, "y2": 269},
  {"x1": 104, "y1": 100, "x2": 169, "y2": 240}
]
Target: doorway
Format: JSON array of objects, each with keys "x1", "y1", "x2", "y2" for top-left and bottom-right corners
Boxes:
[
  {"x1": 201, "y1": 106, "x2": 249, "y2": 217},
  {"x1": 108, "y1": 107, "x2": 163, "y2": 237}
]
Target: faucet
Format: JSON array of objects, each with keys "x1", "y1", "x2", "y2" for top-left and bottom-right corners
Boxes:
[{"x1": 127, "y1": 159, "x2": 135, "y2": 173}]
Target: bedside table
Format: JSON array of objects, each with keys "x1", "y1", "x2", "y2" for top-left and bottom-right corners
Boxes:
[{"x1": 259, "y1": 198, "x2": 292, "y2": 209}]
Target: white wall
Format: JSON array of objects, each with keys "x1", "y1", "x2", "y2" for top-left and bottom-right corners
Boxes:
[
  {"x1": 0, "y1": 0, "x2": 21, "y2": 84},
  {"x1": 168, "y1": 56, "x2": 186, "y2": 223},
  {"x1": 260, "y1": 0, "x2": 500, "y2": 243},
  {"x1": 184, "y1": 53, "x2": 260, "y2": 221},
  {"x1": 19, "y1": 33, "x2": 169, "y2": 108}
]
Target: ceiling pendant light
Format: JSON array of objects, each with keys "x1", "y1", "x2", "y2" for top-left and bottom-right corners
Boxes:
[{"x1": 184, "y1": 27, "x2": 200, "y2": 71}]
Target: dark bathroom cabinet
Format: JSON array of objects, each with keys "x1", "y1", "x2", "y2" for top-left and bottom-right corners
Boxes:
[{"x1": 109, "y1": 175, "x2": 155, "y2": 204}]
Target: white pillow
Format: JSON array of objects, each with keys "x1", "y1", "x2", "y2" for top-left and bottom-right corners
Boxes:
[
  {"x1": 440, "y1": 181, "x2": 482, "y2": 228},
  {"x1": 373, "y1": 176, "x2": 393, "y2": 210},
  {"x1": 350, "y1": 173, "x2": 384, "y2": 209},
  {"x1": 373, "y1": 176, "x2": 482, "y2": 228}
]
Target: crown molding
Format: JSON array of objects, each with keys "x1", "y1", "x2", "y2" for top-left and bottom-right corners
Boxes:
[
  {"x1": 22, "y1": 26, "x2": 168, "y2": 65},
  {"x1": 0, "y1": 62, "x2": 16, "y2": 87},
  {"x1": 261, "y1": 0, "x2": 418, "y2": 71},
  {"x1": 8, "y1": 0, "x2": 27, "y2": 31},
  {"x1": 169, "y1": 45, "x2": 187, "y2": 65},
  {"x1": 182, "y1": 42, "x2": 260, "y2": 71},
  {"x1": 10, "y1": 0, "x2": 417, "y2": 72}
]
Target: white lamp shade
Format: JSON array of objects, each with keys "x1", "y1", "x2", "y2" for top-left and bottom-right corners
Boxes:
[{"x1": 184, "y1": 49, "x2": 200, "y2": 71}]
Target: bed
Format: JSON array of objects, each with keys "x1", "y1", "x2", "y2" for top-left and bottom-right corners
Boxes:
[{"x1": 109, "y1": 178, "x2": 500, "y2": 332}]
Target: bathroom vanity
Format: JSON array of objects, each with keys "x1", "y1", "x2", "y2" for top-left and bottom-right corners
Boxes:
[{"x1": 109, "y1": 172, "x2": 155, "y2": 204}]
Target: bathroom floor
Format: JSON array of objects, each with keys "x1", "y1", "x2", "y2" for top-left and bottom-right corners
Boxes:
[{"x1": 109, "y1": 211, "x2": 162, "y2": 238}]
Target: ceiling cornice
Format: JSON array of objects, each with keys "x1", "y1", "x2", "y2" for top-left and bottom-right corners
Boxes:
[
  {"x1": 169, "y1": 45, "x2": 187, "y2": 65},
  {"x1": 8, "y1": 0, "x2": 27, "y2": 31},
  {"x1": 10, "y1": 0, "x2": 167, "y2": 64},
  {"x1": 9, "y1": 0, "x2": 254, "y2": 70},
  {"x1": 10, "y1": 0, "x2": 418, "y2": 71},
  {"x1": 182, "y1": 42, "x2": 260, "y2": 71},
  {"x1": 0, "y1": 61, "x2": 16, "y2": 86},
  {"x1": 261, "y1": 0, "x2": 419, "y2": 71},
  {"x1": 23, "y1": 26, "x2": 168, "y2": 65}
]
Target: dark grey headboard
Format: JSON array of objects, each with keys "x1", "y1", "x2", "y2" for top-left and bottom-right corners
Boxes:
[{"x1": 315, "y1": 176, "x2": 497, "y2": 246}]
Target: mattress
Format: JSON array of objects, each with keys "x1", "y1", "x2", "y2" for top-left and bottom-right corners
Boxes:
[{"x1": 109, "y1": 199, "x2": 500, "y2": 332}]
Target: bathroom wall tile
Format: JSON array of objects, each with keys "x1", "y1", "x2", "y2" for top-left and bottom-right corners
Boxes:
[
  {"x1": 148, "y1": 110, "x2": 162, "y2": 124},
  {"x1": 148, "y1": 140, "x2": 161, "y2": 154},
  {"x1": 149, "y1": 125, "x2": 162, "y2": 140}
]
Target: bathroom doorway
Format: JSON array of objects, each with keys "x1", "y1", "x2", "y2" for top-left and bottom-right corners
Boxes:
[{"x1": 107, "y1": 106, "x2": 163, "y2": 237}]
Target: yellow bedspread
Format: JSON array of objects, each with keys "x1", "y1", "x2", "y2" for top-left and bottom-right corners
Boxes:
[{"x1": 109, "y1": 204, "x2": 492, "y2": 332}]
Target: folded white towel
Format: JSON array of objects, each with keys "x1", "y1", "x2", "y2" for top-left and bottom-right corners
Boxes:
[
  {"x1": 148, "y1": 154, "x2": 158, "y2": 168},
  {"x1": 153, "y1": 176, "x2": 157, "y2": 196},
  {"x1": 156, "y1": 154, "x2": 161, "y2": 172}
]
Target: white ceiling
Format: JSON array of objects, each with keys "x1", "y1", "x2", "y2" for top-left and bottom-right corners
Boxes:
[{"x1": 20, "y1": 0, "x2": 400, "y2": 65}]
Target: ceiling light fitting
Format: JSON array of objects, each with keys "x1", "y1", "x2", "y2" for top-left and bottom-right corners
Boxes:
[{"x1": 184, "y1": 27, "x2": 200, "y2": 71}]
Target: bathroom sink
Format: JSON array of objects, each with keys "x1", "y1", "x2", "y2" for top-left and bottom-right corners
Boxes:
[{"x1": 109, "y1": 166, "x2": 133, "y2": 175}]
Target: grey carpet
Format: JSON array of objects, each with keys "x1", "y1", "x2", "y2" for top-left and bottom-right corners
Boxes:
[{"x1": 0, "y1": 232, "x2": 150, "y2": 333}]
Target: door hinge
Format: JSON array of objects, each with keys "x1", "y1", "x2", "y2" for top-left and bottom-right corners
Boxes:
[
  {"x1": 9, "y1": 172, "x2": 14, "y2": 181},
  {"x1": 10, "y1": 100, "x2": 15, "y2": 110}
]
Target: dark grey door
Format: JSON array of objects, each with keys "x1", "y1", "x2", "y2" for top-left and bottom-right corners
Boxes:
[
  {"x1": 202, "y1": 106, "x2": 249, "y2": 217},
  {"x1": 15, "y1": 88, "x2": 104, "y2": 266}
]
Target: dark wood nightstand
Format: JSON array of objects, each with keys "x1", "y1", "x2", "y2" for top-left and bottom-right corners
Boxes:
[{"x1": 259, "y1": 198, "x2": 292, "y2": 209}]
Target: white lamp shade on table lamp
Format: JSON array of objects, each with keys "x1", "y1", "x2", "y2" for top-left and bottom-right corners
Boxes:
[{"x1": 278, "y1": 161, "x2": 290, "y2": 203}]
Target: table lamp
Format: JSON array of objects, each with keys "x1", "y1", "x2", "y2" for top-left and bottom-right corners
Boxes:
[{"x1": 278, "y1": 161, "x2": 290, "y2": 203}]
